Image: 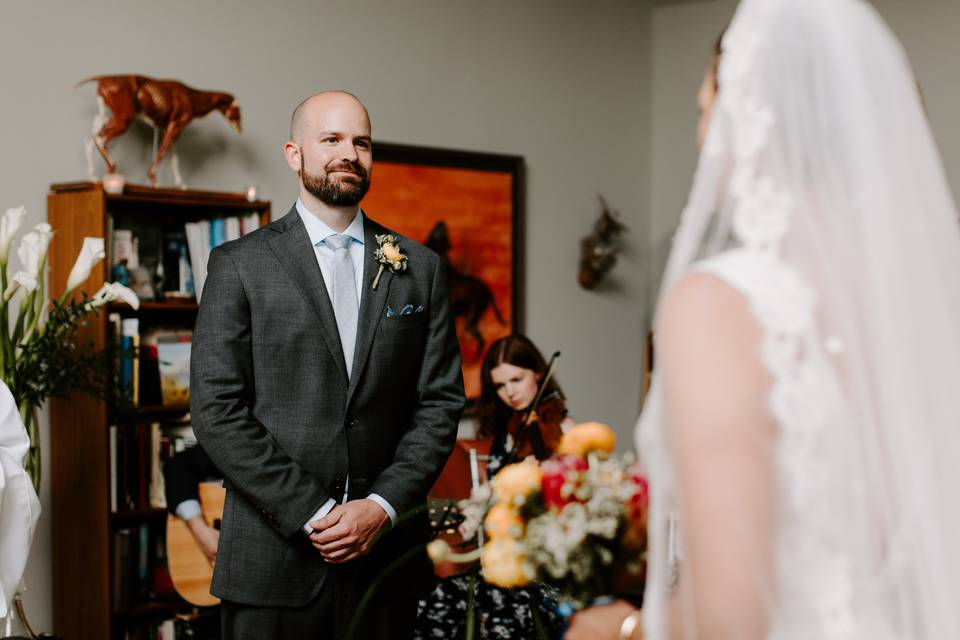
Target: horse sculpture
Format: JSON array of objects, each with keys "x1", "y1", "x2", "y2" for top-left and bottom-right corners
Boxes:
[
  {"x1": 79, "y1": 74, "x2": 242, "y2": 188},
  {"x1": 425, "y1": 221, "x2": 506, "y2": 356}
]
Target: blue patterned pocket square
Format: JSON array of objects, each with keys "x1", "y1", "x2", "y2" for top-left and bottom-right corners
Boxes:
[{"x1": 386, "y1": 304, "x2": 424, "y2": 318}]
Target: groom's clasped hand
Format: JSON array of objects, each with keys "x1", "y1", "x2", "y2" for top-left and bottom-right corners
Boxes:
[{"x1": 308, "y1": 499, "x2": 392, "y2": 564}]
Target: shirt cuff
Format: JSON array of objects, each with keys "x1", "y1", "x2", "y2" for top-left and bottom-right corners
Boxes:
[
  {"x1": 302, "y1": 498, "x2": 337, "y2": 535},
  {"x1": 175, "y1": 499, "x2": 202, "y2": 522},
  {"x1": 366, "y1": 493, "x2": 397, "y2": 526}
]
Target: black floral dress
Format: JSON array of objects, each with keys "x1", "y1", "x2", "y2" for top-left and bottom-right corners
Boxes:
[{"x1": 413, "y1": 434, "x2": 566, "y2": 640}]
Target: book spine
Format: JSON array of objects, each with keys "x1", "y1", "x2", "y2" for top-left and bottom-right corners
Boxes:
[{"x1": 109, "y1": 425, "x2": 118, "y2": 513}]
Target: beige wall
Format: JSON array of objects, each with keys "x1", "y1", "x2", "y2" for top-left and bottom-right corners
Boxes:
[{"x1": 0, "y1": 0, "x2": 651, "y2": 630}]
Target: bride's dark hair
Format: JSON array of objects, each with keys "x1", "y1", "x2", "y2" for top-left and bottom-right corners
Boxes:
[{"x1": 711, "y1": 30, "x2": 726, "y2": 92}]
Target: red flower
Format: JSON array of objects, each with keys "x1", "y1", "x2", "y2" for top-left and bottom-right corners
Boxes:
[
  {"x1": 623, "y1": 467, "x2": 650, "y2": 550},
  {"x1": 540, "y1": 454, "x2": 589, "y2": 511}
]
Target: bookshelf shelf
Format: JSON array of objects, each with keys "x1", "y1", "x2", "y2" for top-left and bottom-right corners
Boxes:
[
  {"x1": 110, "y1": 302, "x2": 200, "y2": 313},
  {"x1": 49, "y1": 183, "x2": 271, "y2": 640},
  {"x1": 110, "y1": 507, "x2": 168, "y2": 523},
  {"x1": 113, "y1": 600, "x2": 190, "y2": 621},
  {"x1": 113, "y1": 404, "x2": 191, "y2": 419}
]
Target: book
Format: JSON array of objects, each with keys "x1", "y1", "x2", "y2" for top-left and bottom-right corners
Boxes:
[
  {"x1": 121, "y1": 318, "x2": 140, "y2": 406},
  {"x1": 225, "y1": 216, "x2": 241, "y2": 242},
  {"x1": 160, "y1": 230, "x2": 193, "y2": 299},
  {"x1": 242, "y1": 212, "x2": 261, "y2": 235},
  {"x1": 109, "y1": 425, "x2": 118, "y2": 513},
  {"x1": 210, "y1": 218, "x2": 225, "y2": 249},
  {"x1": 149, "y1": 422, "x2": 166, "y2": 509},
  {"x1": 184, "y1": 221, "x2": 211, "y2": 302},
  {"x1": 156, "y1": 331, "x2": 192, "y2": 407}
]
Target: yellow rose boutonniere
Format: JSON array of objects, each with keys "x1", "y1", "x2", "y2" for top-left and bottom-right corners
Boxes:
[{"x1": 372, "y1": 233, "x2": 408, "y2": 290}]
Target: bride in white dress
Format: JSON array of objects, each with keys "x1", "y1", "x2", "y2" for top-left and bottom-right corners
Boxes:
[{"x1": 567, "y1": 0, "x2": 960, "y2": 638}]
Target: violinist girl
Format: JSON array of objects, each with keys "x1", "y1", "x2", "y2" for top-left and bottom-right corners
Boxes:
[
  {"x1": 479, "y1": 334, "x2": 575, "y2": 477},
  {"x1": 415, "y1": 334, "x2": 570, "y2": 639}
]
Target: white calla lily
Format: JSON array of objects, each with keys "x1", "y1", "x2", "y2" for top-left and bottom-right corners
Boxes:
[
  {"x1": 2, "y1": 271, "x2": 37, "y2": 302},
  {"x1": 0, "y1": 206, "x2": 27, "y2": 265},
  {"x1": 64, "y1": 237, "x2": 105, "y2": 295},
  {"x1": 16, "y1": 232, "x2": 42, "y2": 280},
  {"x1": 90, "y1": 282, "x2": 140, "y2": 310},
  {"x1": 13, "y1": 271, "x2": 38, "y2": 294}
]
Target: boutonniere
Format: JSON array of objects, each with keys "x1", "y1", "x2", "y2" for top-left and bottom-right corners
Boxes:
[{"x1": 372, "y1": 234, "x2": 408, "y2": 290}]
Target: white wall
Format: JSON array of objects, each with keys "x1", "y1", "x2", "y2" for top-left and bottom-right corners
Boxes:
[
  {"x1": 0, "y1": 0, "x2": 652, "y2": 631},
  {"x1": 648, "y1": 0, "x2": 960, "y2": 328},
  {"x1": 648, "y1": 0, "x2": 736, "y2": 325}
]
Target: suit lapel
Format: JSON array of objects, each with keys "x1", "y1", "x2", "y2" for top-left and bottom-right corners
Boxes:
[
  {"x1": 346, "y1": 216, "x2": 393, "y2": 404},
  {"x1": 267, "y1": 208, "x2": 349, "y2": 382}
]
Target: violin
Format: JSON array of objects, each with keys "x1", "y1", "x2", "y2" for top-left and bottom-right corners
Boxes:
[
  {"x1": 505, "y1": 391, "x2": 567, "y2": 461},
  {"x1": 503, "y1": 351, "x2": 565, "y2": 464}
]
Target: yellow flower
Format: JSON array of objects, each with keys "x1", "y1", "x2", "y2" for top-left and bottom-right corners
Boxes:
[
  {"x1": 492, "y1": 459, "x2": 542, "y2": 506},
  {"x1": 381, "y1": 242, "x2": 403, "y2": 263},
  {"x1": 427, "y1": 539, "x2": 452, "y2": 563},
  {"x1": 558, "y1": 422, "x2": 617, "y2": 457},
  {"x1": 481, "y1": 539, "x2": 534, "y2": 588},
  {"x1": 484, "y1": 503, "x2": 524, "y2": 539}
]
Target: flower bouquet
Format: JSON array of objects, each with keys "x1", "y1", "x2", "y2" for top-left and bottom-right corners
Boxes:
[
  {"x1": 458, "y1": 422, "x2": 649, "y2": 610},
  {"x1": 0, "y1": 206, "x2": 139, "y2": 491}
]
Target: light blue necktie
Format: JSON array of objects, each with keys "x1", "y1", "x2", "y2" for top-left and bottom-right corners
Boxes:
[{"x1": 323, "y1": 234, "x2": 358, "y2": 378}]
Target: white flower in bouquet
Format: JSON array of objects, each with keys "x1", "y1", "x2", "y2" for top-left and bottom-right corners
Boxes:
[
  {"x1": 0, "y1": 209, "x2": 138, "y2": 492},
  {"x1": 16, "y1": 232, "x2": 44, "y2": 280},
  {"x1": 64, "y1": 237, "x2": 105, "y2": 295},
  {"x1": 0, "y1": 207, "x2": 27, "y2": 265},
  {"x1": 90, "y1": 282, "x2": 140, "y2": 310},
  {"x1": 3, "y1": 272, "x2": 37, "y2": 302}
]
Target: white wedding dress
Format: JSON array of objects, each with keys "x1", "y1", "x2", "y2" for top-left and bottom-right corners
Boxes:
[{"x1": 637, "y1": 1, "x2": 960, "y2": 638}]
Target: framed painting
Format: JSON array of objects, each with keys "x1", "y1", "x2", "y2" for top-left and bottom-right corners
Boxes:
[{"x1": 363, "y1": 142, "x2": 524, "y2": 401}]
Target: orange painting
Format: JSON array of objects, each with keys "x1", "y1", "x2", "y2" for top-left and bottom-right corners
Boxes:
[{"x1": 363, "y1": 145, "x2": 522, "y2": 400}]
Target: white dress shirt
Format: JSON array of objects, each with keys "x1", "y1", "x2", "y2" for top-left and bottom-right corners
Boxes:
[{"x1": 295, "y1": 200, "x2": 397, "y2": 534}]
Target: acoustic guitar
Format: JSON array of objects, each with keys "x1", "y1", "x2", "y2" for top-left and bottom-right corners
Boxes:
[{"x1": 166, "y1": 481, "x2": 225, "y2": 606}]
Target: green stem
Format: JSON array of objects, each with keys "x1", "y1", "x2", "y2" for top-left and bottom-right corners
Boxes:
[
  {"x1": 465, "y1": 571, "x2": 477, "y2": 640},
  {"x1": 343, "y1": 543, "x2": 427, "y2": 640},
  {"x1": 0, "y1": 266, "x2": 8, "y2": 379},
  {"x1": 19, "y1": 401, "x2": 39, "y2": 493}
]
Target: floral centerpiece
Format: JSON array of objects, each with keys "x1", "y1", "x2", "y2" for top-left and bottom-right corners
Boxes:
[
  {"x1": 0, "y1": 206, "x2": 138, "y2": 491},
  {"x1": 451, "y1": 422, "x2": 649, "y2": 610}
]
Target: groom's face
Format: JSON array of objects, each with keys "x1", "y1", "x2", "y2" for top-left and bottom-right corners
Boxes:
[{"x1": 287, "y1": 93, "x2": 373, "y2": 207}]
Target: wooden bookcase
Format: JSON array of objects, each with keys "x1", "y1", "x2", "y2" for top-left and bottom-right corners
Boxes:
[{"x1": 47, "y1": 182, "x2": 270, "y2": 640}]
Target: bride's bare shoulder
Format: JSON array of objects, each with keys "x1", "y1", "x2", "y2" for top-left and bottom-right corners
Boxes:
[{"x1": 657, "y1": 270, "x2": 763, "y2": 362}]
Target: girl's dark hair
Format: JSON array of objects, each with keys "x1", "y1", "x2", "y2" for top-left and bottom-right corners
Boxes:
[{"x1": 476, "y1": 335, "x2": 564, "y2": 439}]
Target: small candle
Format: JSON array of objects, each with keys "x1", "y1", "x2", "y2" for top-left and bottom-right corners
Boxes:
[
  {"x1": 102, "y1": 173, "x2": 126, "y2": 194},
  {"x1": 245, "y1": 184, "x2": 259, "y2": 202}
]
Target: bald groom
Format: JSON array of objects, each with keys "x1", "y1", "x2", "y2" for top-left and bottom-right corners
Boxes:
[{"x1": 191, "y1": 91, "x2": 465, "y2": 639}]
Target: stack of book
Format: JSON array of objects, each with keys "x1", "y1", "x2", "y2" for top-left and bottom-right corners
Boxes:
[
  {"x1": 110, "y1": 211, "x2": 261, "y2": 303},
  {"x1": 111, "y1": 315, "x2": 193, "y2": 409}
]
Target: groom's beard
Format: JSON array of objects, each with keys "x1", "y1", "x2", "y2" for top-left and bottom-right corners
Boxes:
[{"x1": 301, "y1": 157, "x2": 370, "y2": 207}]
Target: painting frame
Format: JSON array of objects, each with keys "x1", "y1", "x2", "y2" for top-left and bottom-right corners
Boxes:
[{"x1": 367, "y1": 142, "x2": 525, "y2": 403}]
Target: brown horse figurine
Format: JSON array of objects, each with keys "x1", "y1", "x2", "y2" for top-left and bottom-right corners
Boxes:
[{"x1": 79, "y1": 74, "x2": 241, "y2": 188}]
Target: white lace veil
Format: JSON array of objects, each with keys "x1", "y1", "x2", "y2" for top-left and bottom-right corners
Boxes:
[{"x1": 641, "y1": 0, "x2": 960, "y2": 637}]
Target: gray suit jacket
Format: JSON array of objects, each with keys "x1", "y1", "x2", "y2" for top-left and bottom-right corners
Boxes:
[{"x1": 190, "y1": 206, "x2": 465, "y2": 606}]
